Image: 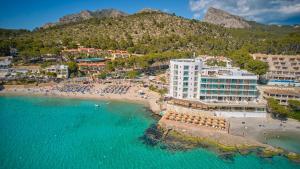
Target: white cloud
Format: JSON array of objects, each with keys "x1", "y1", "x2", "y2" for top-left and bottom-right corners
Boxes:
[{"x1": 189, "y1": 0, "x2": 300, "y2": 24}]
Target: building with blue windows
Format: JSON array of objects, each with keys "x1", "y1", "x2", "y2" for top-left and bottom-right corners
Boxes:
[
  {"x1": 168, "y1": 58, "x2": 267, "y2": 118},
  {"x1": 198, "y1": 67, "x2": 258, "y2": 102}
]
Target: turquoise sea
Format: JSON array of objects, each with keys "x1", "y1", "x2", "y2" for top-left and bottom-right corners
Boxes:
[{"x1": 0, "y1": 96, "x2": 299, "y2": 169}]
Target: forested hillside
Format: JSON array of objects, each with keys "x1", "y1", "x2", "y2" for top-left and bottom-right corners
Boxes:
[{"x1": 0, "y1": 10, "x2": 299, "y2": 58}]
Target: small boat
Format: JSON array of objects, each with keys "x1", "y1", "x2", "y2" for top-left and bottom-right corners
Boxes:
[{"x1": 95, "y1": 104, "x2": 100, "y2": 107}]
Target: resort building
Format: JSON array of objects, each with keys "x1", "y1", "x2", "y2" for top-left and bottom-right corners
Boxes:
[
  {"x1": 252, "y1": 53, "x2": 300, "y2": 86},
  {"x1": 45, "y1": 65, "x2": 69, "y2": 78},
  {"x1": 263, "y1": 88, "x2": 300, "y2": 106},
  {"x1": 168, "y1": 58, "x2": 267, "y2": 118},
  {"x1": 77, "y1": 58, "x2": 108, "y2": 75},
  {"x1": 198, "y1": 67, "x2": 258, "y2": 102},
  {"x1": 169, "y1": 58, "x2": 203, "y2": 99}
]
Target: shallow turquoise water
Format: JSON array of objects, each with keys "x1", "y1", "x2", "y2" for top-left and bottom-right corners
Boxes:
[
  {"x1": 265, "y1": 131, "x2": 300, "y2": 154},
  {"x1": 0, "y1": 96, "x2": 299, "y2": 169}
]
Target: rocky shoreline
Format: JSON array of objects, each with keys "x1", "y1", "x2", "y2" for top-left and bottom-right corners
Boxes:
[{"x1": 140, "y1": 123, "x2": 300, "y2": 163}]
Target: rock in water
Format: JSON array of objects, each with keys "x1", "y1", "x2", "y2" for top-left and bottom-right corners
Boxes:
[
  {"x1": 139, "y1": 124, "x2": 163, "y2": 146},
  {"x1": 204, "y1": 7, "x2": 251, "y2": 29}
]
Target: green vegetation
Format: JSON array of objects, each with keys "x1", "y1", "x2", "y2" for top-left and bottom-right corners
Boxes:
[
  {"x1": 206, "y1": 59, "x2": 227, "y2": 67},
  {"x1": 98, "y1": 72, "x2": 107, "y2": 79},
  {"x1": 0, "y1": 11, "x2": 299, "y2": 59},
  {"x1": 244, "y1": 59, "x2": 269, "y2": 76},
  {"x1": 126, "y1": 70, "x2": 139, "y2": 79},
  {"x1": 149, "y1": 85, "x2": 167, "y2": 96},
  {"x1": 105, "y1": 51, "x2": 192, "y2": 71},
  {"x1": 159, "y1": 76, "x2": 166, "y2": 83},
  {"x1": 229, "y1": 49, "x2": 269, "y2": 75},
  {"x1": 67, "y1": 62, "x2": 78, "y2": 77},
  {"x1": 288, "y1": 100, "x2": 300, "y2": 120},
  {"x1": 267, "y1": 98, "x2": 300, "y2": 121},
  {"x1": 46, "y1": 72, "x2": 57, "y2": 77}
]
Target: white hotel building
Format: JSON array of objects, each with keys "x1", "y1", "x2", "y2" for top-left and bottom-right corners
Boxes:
[
  {"x1": 168, "y1": 58, "x2": 267, "y2": 118},
  {"x1": 169, "y1": 59, "x2": 203, "y2": 99}
]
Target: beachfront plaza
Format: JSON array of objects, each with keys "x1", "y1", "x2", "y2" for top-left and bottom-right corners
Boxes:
[{"x1": 167, "y1": 58, "x2": 267, "y2": 118}]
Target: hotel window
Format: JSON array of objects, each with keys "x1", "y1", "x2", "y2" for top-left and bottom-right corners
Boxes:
[
  {"x1": 183, "y1": 71, "x2": 189, "y2": 76},
  {"x1": 183, "y1": 77, "x2": 189, "y2": 81},
  {"x1": 201, "y1": 78, "x2": 207, "y2": 83},
  {"x1": 194, "y1": 77, "x2": 198, "y2": 81},
  {"x1": 183, "y1": 82, "x2": 189, "y2": 87},
  {"x1": 195, "y1": 66, "x2": 198, "y2": 70},
  {"x1": 201, "y1": 84, "x2": 206, "y2": 88},
  {"x1": 183, "y1": 88, "x2": 188, "y2": 92},
  {"x1": 194, "y1": 82, "x2": 198, "y2": 86},
  {"x1": 174, "y1": 65, "x2": 178, "y2": 69},
  {"x1": 183, "y1": 93, "x2": 188, "y2": 98},
  {"x1": 184, "y1": 65, "x2": 189, "y2": 70}
]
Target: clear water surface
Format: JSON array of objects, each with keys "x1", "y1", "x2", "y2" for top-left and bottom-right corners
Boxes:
[{"x1": 0, "y1": 96, "x2": 299, "y2": 169}]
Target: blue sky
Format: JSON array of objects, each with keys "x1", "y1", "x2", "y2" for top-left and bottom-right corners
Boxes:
[{"x1": 0, "y1": 0, "x2": 300, "y2": 30}]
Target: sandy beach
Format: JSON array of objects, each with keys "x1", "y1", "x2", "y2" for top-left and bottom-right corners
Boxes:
[{"x1": 0, "y1": 82, "x2": 162, "y2": 114}]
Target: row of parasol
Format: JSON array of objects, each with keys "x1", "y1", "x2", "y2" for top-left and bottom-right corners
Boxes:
[{"x1": 165, "y1": 112, "x2": 227, "y2": 130}]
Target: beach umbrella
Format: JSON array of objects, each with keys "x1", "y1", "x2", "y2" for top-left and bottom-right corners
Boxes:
[{"x1": 219, "y1": 121, "x2": 225, "y2": 124}]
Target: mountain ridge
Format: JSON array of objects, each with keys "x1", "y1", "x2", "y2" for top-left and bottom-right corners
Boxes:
[
  {"x1": 42, "y1": 9, "x2": 128, "y2": 29},
  {"x1": 0, "y1": 8, "x2": 299, "y2": 58},
  {"x1": 204, "y1": 7, "x2": 251, "y2": 28}
]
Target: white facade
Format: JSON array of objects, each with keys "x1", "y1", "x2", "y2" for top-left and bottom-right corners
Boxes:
[
  {"x1": 169, "y1": 59, "x2": 203, "y2": 99},
  {"x1": 45, "y1": 65, "x2": 69, "y2": 78},
  {"x1": 168, "y1": 58, "x2": 266, "y2": 118}
]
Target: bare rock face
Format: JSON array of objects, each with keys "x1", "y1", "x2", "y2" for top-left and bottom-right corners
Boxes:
[
  {"x1": 59, "y1": 10, "x2": 93, "y2": 24},
  {"x1": 41, "y1": 9, "x2": 127, "y2": 28},
  {"x1": 204, "y1": 7, "x2": 251, "y2": 29}
]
